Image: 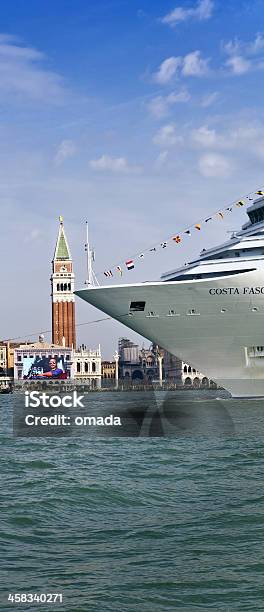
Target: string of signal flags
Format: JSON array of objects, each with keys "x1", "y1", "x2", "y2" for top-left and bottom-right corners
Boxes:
[{"x1": 101, "y1": 188, "x2": 264, "y2": 279}]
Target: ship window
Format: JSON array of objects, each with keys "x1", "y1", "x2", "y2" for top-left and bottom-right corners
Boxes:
[
  {"x1": 130, "y1": 301, "x2": 146, "y2": 312},
  {"x1": 248, "y1": 206, "x2": 264, "y2": 224},
  {"x1": 252, "y1": 307, "x2": 259, "y2": 312},
  {"x1": 165, "y1": 268, "x2": 256, "y2": 282}
]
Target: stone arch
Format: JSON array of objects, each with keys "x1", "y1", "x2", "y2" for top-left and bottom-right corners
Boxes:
[
  {"x1": 147, "y1": 368, "x2": 155, "y2": 381},
  {"x1": 132, "y1": 369, "x2": 143, "y2": 380}
]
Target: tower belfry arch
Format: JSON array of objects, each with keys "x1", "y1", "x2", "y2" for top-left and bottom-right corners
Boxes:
[{"x1": 51, "y1": 216, "x2": 76, "y2": 348}]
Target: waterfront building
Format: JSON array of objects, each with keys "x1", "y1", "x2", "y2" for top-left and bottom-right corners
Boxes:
[
  {"x1": 0, "y1": 344, "x2": 7, "y2": 375},
  {"x1": 73, "y1": 344, "x2": 101, "y2": 387},
  {"x1": 51, "y1": 216, "x2": 76, "y2": 348},
  {"x1": 0, "y1": 341, "x2": 27, "y2": 377},
  {"x1": 102, "y1": 361, "x2": 116, "y2": 380},
  {"x1": 118, "y1": 338, "x2": 158, "y2": 381},
  {"x1": 118, "y1": 337, "x2": 140, "y2": 364},
  {"x1": 118, "y1": 338, "x2": 215, "y2": 387},
  {"x1": 14, "y1": 341, "x2": 74, "y2": 380},
  {"x1": 162, "y1": 348, "x2": 215, "y2": 388}
]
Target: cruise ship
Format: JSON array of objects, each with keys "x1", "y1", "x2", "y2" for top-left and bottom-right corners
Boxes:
[{"x1": 75, "y1": 197, "x2": 264, "y2": 397}]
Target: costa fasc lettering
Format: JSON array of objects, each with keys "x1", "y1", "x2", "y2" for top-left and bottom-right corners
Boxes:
[{"x1": 209, "y1": 287, "x2": 264, "y2": 295}]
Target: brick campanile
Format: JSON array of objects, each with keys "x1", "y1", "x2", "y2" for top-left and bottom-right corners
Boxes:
[{"x1": 51, "y1": 216, "x2": 76, "y2": 348}]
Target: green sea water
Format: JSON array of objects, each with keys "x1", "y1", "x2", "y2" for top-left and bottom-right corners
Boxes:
[{"x1": 1, "y1": 391, "x2": 264, "y2": 611}]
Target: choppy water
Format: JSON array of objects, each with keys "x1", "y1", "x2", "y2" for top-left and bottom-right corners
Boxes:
[{"x1": 2, "y1": 391, "x2": 264, "y2": 611}]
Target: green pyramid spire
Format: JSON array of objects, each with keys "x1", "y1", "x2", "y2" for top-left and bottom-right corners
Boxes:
[{"x1": 53, "y1": 216, "x2": 71, "y2": 261}]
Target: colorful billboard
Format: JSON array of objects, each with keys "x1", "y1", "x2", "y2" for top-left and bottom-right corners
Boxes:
[{"x1": 23, "y1": 355, "x2": 68, "y2": 379}]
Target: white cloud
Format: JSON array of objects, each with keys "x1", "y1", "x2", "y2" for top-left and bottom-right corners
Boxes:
[
  {"x1": 182, "y1": 50, "x2": 209, "y2": 76},
  {"x1": 198, "y1": 153, "x2": 231, "y2": 177},
  {"x1": 224, "y1": 33, "x2": 264, "y2": 58},
  {"x1": 191, "y1": 121, "x2": 264, "y2": 160},
  {"x1": 0, "y1": 33, "x2": 66, "y2": 102},
  {"x1": 153, "y1": 51, "x2": 209, "y2": 84},
  {"x1": 223, "y1": 34, "x2": 264, "y2": 75},
  {"x1": 192, "y1": 125, "x2": 217, "y2": 147},
  {"x1": 225, "y1": 55, "x2": 251, "y2": 75},
  {"x1": 223, "y1": 39, "x2": 240, "y2": 56},
  {"x1": 162, "y1": 0, "x2": 214, "y2": 26},
  {"x1": 249, "y1": 33, "x2": 264, "y2": 55},
  {"x1": 153, "y1": 124, "x2": 182, "y2": 147},
  {"x1": 155, "y1": 150, "x2": 168, "y2": 168},
  {"x1": 200, "y1": 91, "x2": 219, "y2": 107},
  {"x1": 153, "y1": 56, "x2": 182, "y2": 84},
  {"x1": 89, "y1": 154, "x2": 138, "y2": 173},
  {"x1": 148, "y1": 89, "x2": 190, "y2": 118},
  {"x1": 54, "y1": 140, "x2": 76, "y2": 165}
]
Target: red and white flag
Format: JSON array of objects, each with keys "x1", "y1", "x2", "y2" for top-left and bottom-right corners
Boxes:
[{"x1": 126, "y1": 259, "x2": 134, "y2": 270}]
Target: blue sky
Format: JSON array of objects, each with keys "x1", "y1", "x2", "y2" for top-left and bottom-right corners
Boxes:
[{"x1": 1, "y1": 0, "x2": 264, "y2": 356}]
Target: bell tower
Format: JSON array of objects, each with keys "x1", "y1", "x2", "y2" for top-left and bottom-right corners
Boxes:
[{"x1": 51, "y1": 216, "x2": 76, "y2": 348}]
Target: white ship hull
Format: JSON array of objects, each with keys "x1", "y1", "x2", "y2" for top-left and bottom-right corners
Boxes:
[{"x1": 76, "y1": 267, "x2": 264, "y2": 397}]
